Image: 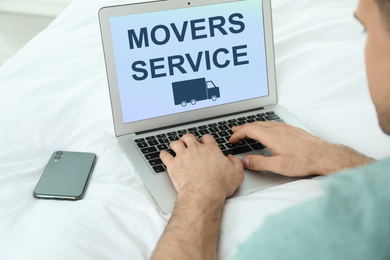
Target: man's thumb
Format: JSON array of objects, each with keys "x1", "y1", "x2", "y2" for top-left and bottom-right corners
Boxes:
[{"x1": 242, "y1": 155, "x2": 271, "y2": 172}]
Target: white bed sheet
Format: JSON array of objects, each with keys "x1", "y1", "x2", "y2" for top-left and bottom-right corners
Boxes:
[{"x1": 1, "y1": 0, "x2": 389, "y2": 259}]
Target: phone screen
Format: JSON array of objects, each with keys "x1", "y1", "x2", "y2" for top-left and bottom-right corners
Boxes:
[{"x1": 33, "y1": 151, "x2": 97, "y2": 200}]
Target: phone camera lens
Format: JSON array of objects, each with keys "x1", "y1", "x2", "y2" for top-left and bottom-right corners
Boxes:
[
  {"x1": 54, "y1": 155, "x2": 61, "y2": 159},
  {"x1": 56, "y1": 151, "x2": 63, "y2": 155},
  {"x1": 188, "y1": 2, "x2": 190, "y2": 5}
]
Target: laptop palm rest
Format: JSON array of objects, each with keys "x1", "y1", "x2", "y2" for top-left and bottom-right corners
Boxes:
[{"x1": 232, "y1": 150, "x2": 296, "y2": 197}]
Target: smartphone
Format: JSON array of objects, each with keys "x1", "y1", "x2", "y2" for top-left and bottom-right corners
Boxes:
[{"x1": 33, "y1": 151, "x2": 97, "y2": 200}]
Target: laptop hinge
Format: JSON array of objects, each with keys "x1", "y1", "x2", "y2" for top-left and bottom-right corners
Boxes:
[{"x1": 135, "y1": 107, "x2": 265, "y2": 135}]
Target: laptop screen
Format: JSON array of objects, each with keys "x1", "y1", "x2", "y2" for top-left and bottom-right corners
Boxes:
[{"x1": 109, "y1": 0, "x2": 268, "y2": 124}]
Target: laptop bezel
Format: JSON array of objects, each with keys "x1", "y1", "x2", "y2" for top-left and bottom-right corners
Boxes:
[{"x1": 99, "y1": 0, "x2": 277, "y2": 136}]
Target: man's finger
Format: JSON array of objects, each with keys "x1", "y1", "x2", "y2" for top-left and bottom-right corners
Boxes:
[
  {"x1": 199, "y1": 134, "x2": 217, "y2": 144},
  {"x1": 160, "y1": 150, "x2": 174, "y2": 167},
  {"x1": 230, "y1": 123, "x2": 271, "y2": 144},
  {"x1": 227, "y1": 154, "x2": 244, "y2": 171},
  {"x1": 180, "y1": 133, "x2": 198, "y2": 147},
  {"x1": 231, "y1": 121, "x2": 272, "y2": 132},
  {"x1": 251, "y1": 121, "x2": 277, "y2": 127},
  {"x1": 169, "y1": 139, "x2": 186, "y2": 153}
]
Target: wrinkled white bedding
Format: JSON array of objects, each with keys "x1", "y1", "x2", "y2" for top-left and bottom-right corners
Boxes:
[{"x1": 1, "y1": 0, "x2": 389, "y2": 259}]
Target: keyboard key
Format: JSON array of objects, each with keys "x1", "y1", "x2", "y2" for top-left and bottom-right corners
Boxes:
[
  {"x1": 218, "y1": 144, "x2": 226, "y2": 150},
  {"x1": 265, "y1": 114, "x2": 280, "y2": 120},
  {"x1": 145, "y1": 152, "x2": 160, "y2": 160},
  {"x1": 141, "y1": 147, "x2": 158, "y2": 154},
  {"x1": 156, "y1": 134, "x2": 166, "y2": 138},
  {"x1": 198, "y1": 125, "x2": 208, "y2": 129},
  {"x1": 223, "y1": 146, "x2": 252, "y2": 156},
  {"x1": 250, "y1": 143, "x2": 265, "y2": 150},
  {"x1": 189, "y1": 131, "x2": 200, "y2": 137},
  {"x1": 209, "y1": 127, "x2": 219, "y2": 132},
  {"x1": 266, "y1": 111, "x2": 275, "y2": 115},
  {"x1": 169, "y1": 135, "x2": 179, "y2": 141},
  {"x1": 228, "y1": 119, "x2": 237, "y2": 123},
  {"x1": 188, "y1": 127, "x2": 198, "y2": 131},
  {"x1": 199, "y1": 129, "x2": 210, "y2": 135},
  {"x1": 244, "y1": 138, "x2": 257, "y2": 144},
  {"x1": 157, "y1": 144, "x2": 168, "y2": 150},
  {"x1": 238, "y1": 117, "x2": 247, "y2": 121},
  {"x1": 153, "y1": 165, "x2": 165, "y2": 173},
  {"x1": 137, "y1": 142, "x2": 148, "y2": 148},
  {"x1": 218, "y1": 121, "x2": 227, "y2": 125},
  {"x1": 256, "y1": 117, "x2": 266, "y2": 121},
  {"x1": 215, "y1": 138, "x2": 225, "y2": 144},
  {"x1": 247, "y1": 115, "x2": 256, "y2": 119},
  {"x1": 145, "y1": 136, "x2": 156, "y2": 140},
  {"x1": 178, "y1": 129, "x2": 187, "y2": 134},
  {"x1": 149, "y1": 158, "x2": 163, "y2": 166},
  {"x1": 211, "y1": 133, "x2": 219, "y2": 138},
  {"x1": 218, "y1": 131, "x2": 230, "y2": 137},
  {"x1": 218, "y1": 125, "x2": 229, "y2": 131},
  {"x1": 167, "y1": 131, "x2": 177, "y2": 136},
  {"x1": 236, "y1": 140, "x2": 246, "y2": 146},
  {"x1": 148, "y1": 140, "x2": 159, "y2": 146},
  {"x1": 158, "y1": 137, "x2": 170, "y2": 143},
  {"x1": 256, "y1": 113, "x2": 266, "y2": 117},
  {"x1": 225, "y1": 143, "x2": 237, "y2": 149},
  {"x1": 135, "y1": 138, "x2": 145, "y2": 143},
  {"x1": 167, "y1": 149, "x2": 176, "y2": 157}
]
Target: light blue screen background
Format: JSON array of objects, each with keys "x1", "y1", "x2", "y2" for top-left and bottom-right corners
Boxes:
[{"x1": 109, "y1": 0, "x2": 268, "y2": 124}]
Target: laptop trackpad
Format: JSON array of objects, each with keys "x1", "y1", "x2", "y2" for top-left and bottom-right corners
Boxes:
[{"x1": 231, "y1": 150, "x2": 295, "y2": 197}]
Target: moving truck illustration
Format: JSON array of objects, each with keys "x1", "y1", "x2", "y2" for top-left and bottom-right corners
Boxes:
[{"x1": 172, "y1": 78, "x2": 220, "y2": 107}]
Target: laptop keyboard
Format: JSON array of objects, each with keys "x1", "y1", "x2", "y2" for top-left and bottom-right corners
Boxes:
[{"x1": 134, "y1": 111, "x2": 284, "y2": 174}]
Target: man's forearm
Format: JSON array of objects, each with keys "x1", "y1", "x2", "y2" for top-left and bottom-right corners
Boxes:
[
  {"x1": 316, "y1": 144, "x2": 376, "y2": 176},
  {"x1": 151, "y1": 192, "x2": 226, "y2": 260}
]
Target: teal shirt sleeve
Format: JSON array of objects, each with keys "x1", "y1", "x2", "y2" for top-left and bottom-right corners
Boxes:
[{"x1": 232, "y1": 158, "x2": 390, "y2": 260}]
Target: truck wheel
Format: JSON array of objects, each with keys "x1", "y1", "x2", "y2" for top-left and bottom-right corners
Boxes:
[
  {"x1": 190, "y1": 99, "x2": 196, "y2": 105},
  {"x1": 211, "y1": 95, "x2": 217, "y2": 101},
  {"x1": 181, "y1": 101, "x2": 187, "y2": 107}
]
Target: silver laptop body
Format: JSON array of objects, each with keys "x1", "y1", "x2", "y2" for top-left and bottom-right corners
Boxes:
[{"x1": 99, "y1": 0, "x2": 310, "y2": 214}]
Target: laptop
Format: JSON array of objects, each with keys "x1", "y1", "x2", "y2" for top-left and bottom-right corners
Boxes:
[{"x1": 99, "y1": 0, "x2": 310, "y2": 214}]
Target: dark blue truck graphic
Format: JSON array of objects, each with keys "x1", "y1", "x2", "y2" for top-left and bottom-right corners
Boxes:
[{"x1": 172, "y1": 78, "x2": 220, "y2": 107}]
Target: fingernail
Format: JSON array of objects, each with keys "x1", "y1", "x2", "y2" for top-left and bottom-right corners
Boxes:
[{"x1": 243, "y1": 157, "x2": 250, "y2": 168}]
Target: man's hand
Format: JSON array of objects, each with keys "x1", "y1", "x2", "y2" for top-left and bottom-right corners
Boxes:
[
  {"x1": 152, "y1": 134, "x2": 244, "y2": 260},
  {"x1": 230, "y1": 121, "x2": 374, "y2": 177},
  {"x1": 160, "y1": 133, "x2": 244, "y2": 199}
]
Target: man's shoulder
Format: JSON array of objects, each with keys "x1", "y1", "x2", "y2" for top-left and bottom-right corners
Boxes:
[{"x1": 320, "y1": 157, "x2": 390, "y2": 216}]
